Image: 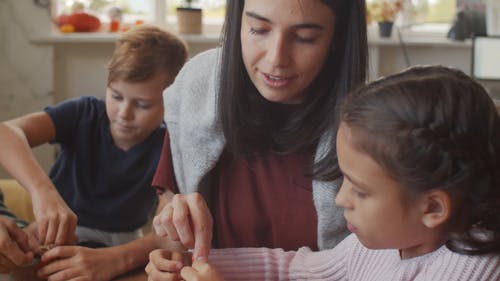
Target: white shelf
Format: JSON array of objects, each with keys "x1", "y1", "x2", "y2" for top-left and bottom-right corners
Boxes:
[
  {"x1": 31, "y1": 31, "x2": 221, "y2": 45},
  {"x1": 31, "y1": 28, "x2": 470, "y2": 48},
  {"x1": 369, "y1": 35, "x2": 472, "y2": 48}
]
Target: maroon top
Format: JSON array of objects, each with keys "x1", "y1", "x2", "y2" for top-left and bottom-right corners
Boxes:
[
  {"x1": 213, "y1": 150, "x2": 317, "y2": 251},
  {"x1": 152, "y1": 134, "x2": 318, "y2": 251},
  {"x1": 152, "y1": 131, "x2": 178, "y2": 194}
]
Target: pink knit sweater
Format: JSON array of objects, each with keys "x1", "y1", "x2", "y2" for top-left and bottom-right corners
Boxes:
[{"x1": 208, "y1": 234, "x2": 500, "y2": 280}]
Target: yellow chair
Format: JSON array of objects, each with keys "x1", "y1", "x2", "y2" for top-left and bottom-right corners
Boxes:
[
  {"x1": 0, "y1": 179, "x2": 154, "y2": 233},
  {"x1": 0, "y1": 179, "x2": 35, "y2": 223}
]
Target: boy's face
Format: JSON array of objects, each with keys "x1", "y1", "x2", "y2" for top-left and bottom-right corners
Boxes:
[
  {"x1": 105, "y1": 72, "x2": 166, "y2": 151},
  {"x1": 335, "y1": 123, "x2": 438, "y2": 258}
]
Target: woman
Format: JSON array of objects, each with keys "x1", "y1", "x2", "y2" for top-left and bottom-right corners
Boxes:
[{"x1": 150, "y1": 0, "x2": 368, "y2": 272}]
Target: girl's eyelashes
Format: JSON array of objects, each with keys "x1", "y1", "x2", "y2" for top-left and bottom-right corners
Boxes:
[
  {"x1": 340, "y1": 173, "x2": 368, "y2": 199},
  {"x1": 350, "y1": 186, "x2": 368, "y2": 199}
]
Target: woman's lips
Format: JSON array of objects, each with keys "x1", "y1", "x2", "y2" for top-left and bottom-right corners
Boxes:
[
  {"x1": 116, "y1": 123, "x2": 134, "y2": 132},
  {"x1": 262, "y1": 73, "x2": 291, "y2": 88}
]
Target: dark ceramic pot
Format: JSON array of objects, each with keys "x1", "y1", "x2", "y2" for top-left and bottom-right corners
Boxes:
[{"x1": 378, "y1": 21, "x2": 394, "y2": 38}]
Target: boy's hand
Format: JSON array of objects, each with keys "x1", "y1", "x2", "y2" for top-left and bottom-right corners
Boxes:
[
  {"x1": 22, "y1": 222, "x2": 42, "y2": 252},
  {"x1": 23, "y1": 222, "x2": 78, "y2": 253},
  {"x1": 0, "y1": 217, "x2": 34, "y2": 273},
  {"x1": 30, "y1": 188, "x2": 77, "y2": 246},
  {"x1": 153, "y1": 192, "x2": 213, "y2": 261},
  {"x1": 37, "y1": 246, "x2": 117, "y2": 281},
  {"x1": 180, "y1": 260, "x2": 225, "y2": 281}
]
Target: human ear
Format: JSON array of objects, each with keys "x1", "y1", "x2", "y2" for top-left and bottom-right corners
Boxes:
[{"x1": 419, "y1": 190, "x2": 452, "y2": 229}]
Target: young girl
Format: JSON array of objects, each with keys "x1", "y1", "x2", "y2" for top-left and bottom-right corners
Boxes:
[{"x1": 148, "y1": 66, "x2": 500, "y2": 280}]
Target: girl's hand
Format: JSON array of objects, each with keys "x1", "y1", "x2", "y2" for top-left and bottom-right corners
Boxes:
[
  {"x1": 180, "y1": 260, "x2": 225, "y2": 281},
  {"x1": 153, "y1": 192, "x2": 213, "y2": 261},
  {"x1": 145, "y1": 248, "x2": 185, "y2": 281},
  {"x1": 30, "y1": 188, "x2": 77, "y2": 246}
]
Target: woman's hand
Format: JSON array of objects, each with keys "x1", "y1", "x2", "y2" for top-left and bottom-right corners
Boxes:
[
  {"x1": 145, "y1": 248, "x2": 185, "y2": 281},
  {"x1": 181, "y1": 260, "x2": 225, "y2": 281},
  {"x1": 30, "y1": 188, "x2": 77, "y2": 246},
  {"x1": 0, "y1": 217, "x2": 34, "y2": 273},
  {"x1": 153, "y1": 192, "x2": 213, "y2": 261}
]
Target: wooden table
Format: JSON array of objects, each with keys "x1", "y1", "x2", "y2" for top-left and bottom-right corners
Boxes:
[
  {"x1": 0, "y1": 264, "x2": 39, "y2": 281},
  {"x1": 0, "y1": 266, "x2": 147, "y2": 281},
  {"x1": 114, "y1": 269, "x2": 147, "y2": 281}
]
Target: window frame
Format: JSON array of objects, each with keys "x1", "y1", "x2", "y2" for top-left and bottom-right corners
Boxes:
[
  {"x1": 366, "y1": 0, "x2": 457, "y2": 35},
  {"x1": 51, "y1": 0, "x2": 226, "y2": 33}
]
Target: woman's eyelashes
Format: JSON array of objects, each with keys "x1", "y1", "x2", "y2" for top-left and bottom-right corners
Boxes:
[
  {"x1": 249, "y1": 27, "x2": 267, "y2": 35},
  {"x1": 294, "y1": 34, "x2": 316, "y2": 44},
  {"x1": 248, "y1": 27, "x2": 318, "y2": 44}
]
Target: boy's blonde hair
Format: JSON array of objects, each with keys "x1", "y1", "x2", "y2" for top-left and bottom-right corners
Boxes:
[{"x1": 107, "y1": 25, "x2": 188, "y2": 86}]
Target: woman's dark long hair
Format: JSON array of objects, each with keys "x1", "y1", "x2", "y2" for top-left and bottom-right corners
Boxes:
[
  {"x1": 341, "y1": 65, "x2": 500, "y2": 255},
  {"x1": 218, "y1": 0, "x2": 367, "y2": 180}
]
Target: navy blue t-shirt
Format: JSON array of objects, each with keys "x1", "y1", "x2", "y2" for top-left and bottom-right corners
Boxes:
[{"x1": 44, "y1": 96, "x2": 164, "y2": 232}]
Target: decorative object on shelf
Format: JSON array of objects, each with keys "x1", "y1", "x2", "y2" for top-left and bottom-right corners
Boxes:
[
  {"x1": 55, "y1": 12, "x2": 101, "y2": 32},
  {"x1": 54, "y1": 1, "x2": 101, "y2": 33},
  {"x1": 177, "y1": 0, "x2": 202, "y2": 34},
  {"x1": 378, "y1": 21, "x2": 394, "y2": 37},
  {"x1": 33, "y1": 0, "x2": 50, "y2": 9},
  {"x1": 108, "y1": 7, "x2": 123, "y2": 32},
  {"x1": 367, "y1": 0, "x2": 403, "y2": 38},
  {"x1": 447, "y1": 0, "x2": 487, "y2": 41}
]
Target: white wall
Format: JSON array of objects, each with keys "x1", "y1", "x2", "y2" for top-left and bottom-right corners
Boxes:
[
  {"x1": 377, "y1": 45, "x2": 471, "y2": 77},
  {"x1": 54, "y1": 43, "x2": 114, "y2": 102},
  {"x1": 0, "y1": 0, "x2": 55, "y2": 177},
  {"x1": 51, "y1": 39, "x2": 218, "y2": 103}
]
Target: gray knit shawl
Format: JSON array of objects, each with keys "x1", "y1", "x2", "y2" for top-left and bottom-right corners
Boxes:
[{"x1": 163, "y1": 48, "x2": 347, "y2": 249}]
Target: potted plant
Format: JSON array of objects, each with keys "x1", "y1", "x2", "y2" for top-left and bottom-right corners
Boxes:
[
  {"x1": 367, "y1": 0, "x2": 403, "y2": 38},
  {"x1": 176, "y1": 0, "x2": 202, "y2": 34}
]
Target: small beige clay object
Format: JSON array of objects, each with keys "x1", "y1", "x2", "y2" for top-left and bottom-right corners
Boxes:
[{"x1": 34, "y1": 244, "x2": 55, "y2": 257}]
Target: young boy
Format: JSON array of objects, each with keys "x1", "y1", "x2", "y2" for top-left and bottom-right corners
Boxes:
[{"x1": 0, "y1": 25, "x2": 187, "y2": 280}]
